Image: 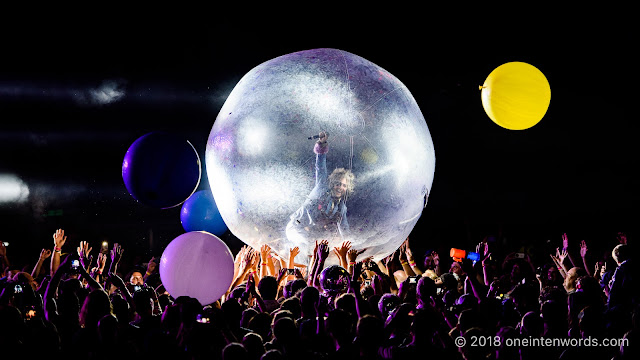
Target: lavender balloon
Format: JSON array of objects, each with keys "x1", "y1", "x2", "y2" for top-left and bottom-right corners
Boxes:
[
  {"x1": 206, "y1": 48, "x2": 435, "y2": 265},
  {"x1": 159, "y1": 231, "x2": 234, "y2": 305}
]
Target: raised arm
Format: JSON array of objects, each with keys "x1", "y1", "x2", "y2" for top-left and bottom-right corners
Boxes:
[
  {"x1": 50, "y1": 229, "x2": 67, "y2": 276},
  {"x1": 333, "y1": 241, "x2": 351, "y2": 270},
  {"x1": 348, "y1": 261, "x2": 366, "y2": 319},
  {"x1": 287, "y1": 246, "x2": 300, "y2": 282},
  {"x1": 108, "y1": 243, "x2": 123, "y2": 276},
  {"x1": 404, "y1": 240, "x2": 422, "y2": 276},
  {"x1": 245, "y1": 272, "x2": 266, "y2": 313},
  {"x1": 31, "y1": 248, "x2": 52, "y2": 279},
  {"x1": 580, "y1": 240, "x2": 591, "y2": 276},
  {"x1": 347, "y1": 247, "x2": 365, "y2": 275},
  {"x1": 0, "y1": 241, "x2": 9, "y2": 270},
  {"x1": 312, "y1": 240, "x2": 329, "y2": 288},
  {"x1": 562, "y1": 233, "x2": 578, "y2": 268},
  {"x1": 44, "y1": 252, "x2": 74, "y2": 321},
  {"x1": 144, "y1": 256, "x2": 157, "y2": 282},
  {"x1": 310, "y1": 131, "x2": 329, "y2": 199},
  {"x1": 260, "y1": 244, "x2": 274, "y2": 278},
  {"x1": 398, "y1": 238, "x2": 416, "y2": 277},
  {"x1": 108, "y1": 272, "x2": 133, "y2": 307}
]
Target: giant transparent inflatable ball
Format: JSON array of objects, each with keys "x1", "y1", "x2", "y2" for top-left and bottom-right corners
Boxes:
[{"x1": 206, "y1": 48, "x2": 435, "y2": 265}]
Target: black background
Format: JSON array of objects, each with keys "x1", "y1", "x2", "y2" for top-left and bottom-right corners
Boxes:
[{"x1": 0, "y1": 9, "x2": 635, "y2": 269}]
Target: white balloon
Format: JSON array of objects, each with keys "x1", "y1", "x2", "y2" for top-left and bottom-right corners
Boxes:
[
  {"x1": 159, "y1": 231, "x2": 234, "y2": 305},
  {"x1": 206, "y1": 48, "x2": 435, "y2": 265}
]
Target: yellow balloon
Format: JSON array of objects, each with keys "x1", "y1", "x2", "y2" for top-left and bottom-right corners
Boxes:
[{"x1": 481, "y1": 62, "x2": 551, "y2": 130}]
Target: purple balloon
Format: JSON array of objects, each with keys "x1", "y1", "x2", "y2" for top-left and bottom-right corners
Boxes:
[
  {"x1": 122, "y1": 132, "x2": 201, "y2": 209},
  {"x1": 159, "y1": 231, "x2": 234, "y2": 305}
]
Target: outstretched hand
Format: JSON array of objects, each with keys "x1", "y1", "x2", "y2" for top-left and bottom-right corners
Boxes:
[
  {"x1": 317, "y1": 240, "x2": 329, "y2": 262},
  {"x1": 333, "y1": 241, "x2": 351, "y2": 260},
  {"x1": 39, "y1": 248, "x2": 52, "y2": 260},
  {"x1": 562, "y1": 233, "x2": 569, "y2": 250},
  {"x1": 110, "y1": 243, "x2": 124, "y2": 264},
  {"x1": 579, "y1": 240, "x2": 588, "y2": 258},
  {"x1": 53, "y1": 229, "x2": 67, "y2": 249},
  {"x1": 347, "y1": 248, "x2": 366, "y2": 263},
  {"x1": 557, "y1": 247, "x2": 568, "y2": 264},
  {"x1": 289, "y1": 247, "x2": 300, "y2": 262},
  {"x1": 476, "y1": 241, "x2": 489, "y2": 258},
  {"x1": 147, "y1": 256, "x2": 157, "y2": 274},
  {"x1": 77, "y1": 240, "x2": 93, "y2": 270},
  {"x1": 276, "y1": 267, "x2": 288, "y2": 283}
]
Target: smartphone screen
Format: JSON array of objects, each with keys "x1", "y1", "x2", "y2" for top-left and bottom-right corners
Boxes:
[
  {"x1": 287, "y1": 268, "x2": 295, "y2": 275},
  {"x1": 26, "y1": 309, "x2": 37, "y2": 320}
]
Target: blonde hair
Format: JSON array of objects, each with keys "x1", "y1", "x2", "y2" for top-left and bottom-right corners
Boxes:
[{"x1": 328, "y1": 168, "x2": 355, "y2": 197}]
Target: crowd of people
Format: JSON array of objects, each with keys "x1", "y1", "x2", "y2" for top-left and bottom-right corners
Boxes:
[{"x1": 0, "y1": 228, "x2": 637, "y2": 359}]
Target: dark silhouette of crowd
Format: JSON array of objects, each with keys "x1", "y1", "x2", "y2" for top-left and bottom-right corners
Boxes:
[{"x1": 0, "y1": 228, "x2": 637, "y2": 359}]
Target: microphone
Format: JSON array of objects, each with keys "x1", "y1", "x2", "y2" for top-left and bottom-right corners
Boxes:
[{"x1": 308, "y1": 132, "x2": 329, "y2": 140}]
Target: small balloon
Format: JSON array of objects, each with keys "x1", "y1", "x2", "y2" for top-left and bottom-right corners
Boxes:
[
  {"x1": 180, "y1": 189, "x2": 228, "y2": 236},
  {"x1": 122, "y1": 132, "x2": 201, "y2": 209},
  {"x1": 319, "y1": 265, "x2": 350, "y2": 296},
  {"x1": 159, "y1": 231, "x2": 234, "y2": 305},
  {"x1": 481, "y1": 61, "x2": 551, "y2": 130}
]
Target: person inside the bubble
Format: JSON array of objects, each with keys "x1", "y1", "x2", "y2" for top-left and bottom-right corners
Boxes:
[{"x1": 286, "y1": 131, "x2": 355, "y2": 254}]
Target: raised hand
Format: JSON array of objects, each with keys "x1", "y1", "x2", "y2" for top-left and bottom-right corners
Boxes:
[
  {"x1": 384, "y1": 248, "x2": 400, "y2": 274},
  {"x1": 476, "y1": 241, "x2": 489, "y2": 258},
  {"x1": 146, "y1": 256, "x2": 157, "y2": 274},
  {"x1": 77, "y1": 240, "x2": 93, "y2": 270},
  {"x1": 53, "y1": 229, "x2": 67, "y2": 249},
  {"x1": 260, "y1": 244, "x2": 271, "y2": 262},
  {"x1": 557, "y1": 247, "x2": 568, "y2": 264},
  {"x1": 398, "y1": 239, "x2": 409, "y2": 262},
  {"x1": 404, "y1": 240, "x2": 416, "y2": 263},
  {"x1": 431, "y1": 251, "x2": 440, "y2": 265},
  {"x1": 235, "y1": 245, "x2": 249, "y2": 263},
  {"x1": 579, "y1": 240, "x2": 588, "y2": 258},
  {"x1": 246, "y1": 272, "x2": 257, "y2": 295},
  {"x1": 347, "y1": 248, "x2": 366, "y2": 264},
  {"x1": 40, "y1": 248, "x2": 52, "y2": 260},
  {"x1": 562, "y1": 233, "x2": 569, "y2": 250},
  {"x1": 97, "y1": 254, "x2": 107, "y2": 271},
  {"x1": 276, "y1": 267, "x2": 288, "y2": 283},
  {"x1": 241, "y1": 248, "x2": 256, "y2": 273},
  {"x1": 333, "y1": 241, "x2": 351, "y2": 261},
  {"x1": 289, "y1": 247, "x2": 300, "y2": 261},
  {"x1": 110, "y1": 243, "x2": 123, "y2": 264},
  {"x1": 317, "y1": 240, "x2": 329, "y2": 262}
]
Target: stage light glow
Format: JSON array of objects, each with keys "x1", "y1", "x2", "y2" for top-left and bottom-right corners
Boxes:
[{"x1": 0, "y1": 174, "x2": 30, "y2": 203}]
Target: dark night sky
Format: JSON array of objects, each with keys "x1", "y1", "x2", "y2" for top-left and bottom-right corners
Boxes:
[{"x1": 0, "y1": 10, "x2": 635, "y2": 268}]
